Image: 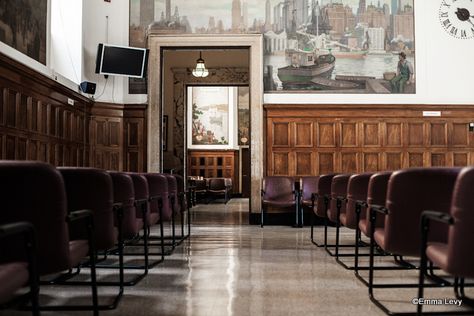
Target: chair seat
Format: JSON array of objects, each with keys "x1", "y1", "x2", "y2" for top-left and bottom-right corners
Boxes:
[
  {"x1": 359, "y1": 219, "x2": 368, "y2": 236},
  {"x1": 302, "y1": 199, "x2": 314, "y2": 207},
  {"x1": 148, "y1": 212, "x2": 160, "y2": 225},
  {"x1": 263, "y1": 199, "x2": 295, "y2": 208},
  {"x1": 68, "y1": 240, "x2": 90, "y2": 268},
  {"x1": 0, "y1": 262, "x2": 29, "y2": 304},
  {"x1": 340, "y1": 213, "x2": 347, "y2": 226},
  {"x1": 373, "y1": 228, "x2": 386, "y2": 250},
  {"x1": 426, "y1": 242, "x2": 449, "y2": 273}
]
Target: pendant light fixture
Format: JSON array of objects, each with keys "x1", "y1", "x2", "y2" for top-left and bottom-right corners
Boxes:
[{"x1": 192, "y1": 51, "x2": 209, "y2": 78}]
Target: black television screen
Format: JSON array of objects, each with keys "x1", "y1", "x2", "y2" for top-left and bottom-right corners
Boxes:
[{"x1": 95, "y1": 44, "x2": 148, "y2": 78}]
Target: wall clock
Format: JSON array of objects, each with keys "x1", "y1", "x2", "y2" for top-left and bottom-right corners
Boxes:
[{"x1": 439, "y1": 0, "x2": 474, "y2": 39}]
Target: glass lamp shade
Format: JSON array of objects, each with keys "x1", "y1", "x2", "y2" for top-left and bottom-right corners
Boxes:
[{"x1": 192, "y1": 58, "x2": 209, "y2": 78}]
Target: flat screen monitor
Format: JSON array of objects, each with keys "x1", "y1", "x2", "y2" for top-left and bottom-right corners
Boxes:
[{"x1": 95, "y1": 43, "x2": 148, "y2": 78}]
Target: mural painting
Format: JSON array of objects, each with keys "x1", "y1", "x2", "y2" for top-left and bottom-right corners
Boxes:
[
  {"x1": 188, "y1": 86, "x2": 231, "y2": 148},
  {"x1": 130, "y1": 0, "x2": 415, "y2": 94},
  {"x1": 0, "y1": 0, "x2": 47, "y2": 65}
]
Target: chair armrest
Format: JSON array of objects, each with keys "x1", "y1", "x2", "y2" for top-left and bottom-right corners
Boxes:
[
  {"x1": 421, "y1": 210, "x2": 454, "y2": 225},
  {"x1": 66, "y1": 209, "x2": 93, "y2": 223},
  {"x1": 336, "y1": 195, "x2": 347, "y2": 202},
  {"x1": 134, "y1": 198, "x2": 148, "y2": 207},
  {"x1": 261, "y1": 189, "x2": 266, "y2": 197},
  {"x1": 311, "y1": 193, "x2": 319, "y2": 202},
  {"x1": 356, "y1": 200, "x2": 368, "y2": 208},
  {"x1": 370, "y1": 204, "x2": 388, "y2": 215},
  {"x1": 0, "y1": 222, "x2": 34, "y2": 239}
]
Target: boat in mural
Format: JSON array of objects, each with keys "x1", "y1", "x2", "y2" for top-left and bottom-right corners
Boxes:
[{"x1": 277, "y1": 49, "x2": 336, "y2": 89}]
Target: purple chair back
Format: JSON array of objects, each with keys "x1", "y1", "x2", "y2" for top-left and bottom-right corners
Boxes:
[
  {"x1": 315, "y1": 174, "x2": 338, "y2": 218},
  {"x1": 172, "y1": 174, "x2": 187, "y2": 212},
  {"x1": 262, "y1": 176, "x2": 295, "y2": 202},
  {"x1": 108, "y1": 172, "x2": 138, "y2": 239},
  {"x1": 59, "y1": 167, "x2": 116, "y2": 251},
  {"x1": 164, "y1": 174, "x2": 179, "y2": 214},
  {"x1": 344, "y1": 173, "x2": 374, "y2": 229},
  {"x1": 384, "y1": 168, "x2": 461, "y2": 256},
  {"x1": 301, "y1": 176, "x2": 320, "y2": 205},
  {"x1": 0, "y1": 161, "x2": 71, "y2": 275},
  {"x1": 445, "y1": 167, "x2": 474, "y2": 278},
  {"x1": 142, "y1": 173, "x2": 171, "y2": 221},
  {"x1": 127, "y1": 173, "x2": 150, "y2": 220},
  {"x1": 361, "y1": 172, "x2": 392, "y2": 236},
  {"x1": 328, "y1": 174, "x2": 351, "y2": 222}
]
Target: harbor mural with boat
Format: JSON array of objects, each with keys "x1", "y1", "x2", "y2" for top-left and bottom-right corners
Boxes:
[{"x1": 130, "y1": 0, "x2": 415, "y2": 94}]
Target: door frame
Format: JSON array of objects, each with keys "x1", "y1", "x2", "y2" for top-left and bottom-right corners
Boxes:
[{"x1": 147, "y1": 34, "x2": 264, "y2": 215}]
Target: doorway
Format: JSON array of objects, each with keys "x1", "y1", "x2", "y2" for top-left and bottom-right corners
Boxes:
[{"x1": 146, "y1": 34, "x2": 264, "y2": 221}]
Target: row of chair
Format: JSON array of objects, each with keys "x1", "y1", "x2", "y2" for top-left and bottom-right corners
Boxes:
[
  {"x1": 304, "y1": 168, "x2": 474, "y2": 315},
  {"x1": 190, "y1": 177, "x2": 233, "y2": 204},
  {"x1": 0, "y1": 161, "x2": 191, "y2": 316}
]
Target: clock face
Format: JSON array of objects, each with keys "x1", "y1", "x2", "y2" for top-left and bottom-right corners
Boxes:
[{"x1": 439, "y1": 0, "x2": 474, "y2": 39}]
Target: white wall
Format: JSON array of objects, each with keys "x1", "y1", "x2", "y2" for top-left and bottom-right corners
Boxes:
[{"x1": 51, "y1": 0, "x2": 82, "y2": 84}]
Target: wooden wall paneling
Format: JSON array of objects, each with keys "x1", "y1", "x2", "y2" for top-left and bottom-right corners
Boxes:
[
  {"x1": 0, "y1": 134, "x2": 3, "y2": 159},
  {"x1": 430, "y1": 122, "x2": 448, "y2": 146},
  {"x1": 385, "y1": 152, "x2": 403, "y2": 171},
  {"x1": 451, "y1": 122, "x2": 470, "y2": 147},
  {"x1": 265, "y1": 104, "x2": 474, "y2": 177},
  {"x1": 272, "y1": 151, "x2": 290, "y2": 175},
  {"x1": 6, "y1": 89, "x2": 16, "y2": 127},
  {"x1": 318, "y1": 152, "x2": 335, "y2": 174},
  {"x1": 406, "y1": 122, "x2": 425, "y2": 147},
  {"x1": 294, "y1": 122, "x2": 313, "y2": 147},
  {"x1": 318, "y1": 122, "x2": 336, "y2": 147},
  {"x1": 385, "y1": 122, "x2": 403, "y2": 147},
  {"x1": 0, "y1": 88, "x2": 5, "y2": 125},
  {"x1": 123, "y1": 104, "x2": 147, "y2": 172},
  {"x1": 0, "y1": 53, "x2": 93, "y2": 168},
  {"x1": 453, "y1": 152, "x2": 469, "y2": 166},
  {"x1": 363, "y1": 122, "x2": 381, "y2": 147},
  {"x1": 6, "y1": 135, "x2": 15, "y2": 159},
  {"x1": 294, "y1": 151, "x2": 313, "y2": 176},
  {"x1": 272, "y1": 122, "x2": 290, "y2": 147},
  {"x1": 340, "y1": 122, "x2": 357, "y2": 147},
  {"x1": 341, "y1": 152, "x2": 358, "y2": 173}
]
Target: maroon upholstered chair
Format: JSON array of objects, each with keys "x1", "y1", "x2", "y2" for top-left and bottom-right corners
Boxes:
[
  {"x1": 302, "y1": 176, "x2": 320, "y2": 230},
  {"x1": 107, "y1": 171, "x2": 151, "y2": 285},
  {"x1": 172, "y1": 174, "x2": 190, "y2": 240},
  {"x1": 207, "y1": 178, "x2": 232, "y2": 204},
  {"x1": 122, "y1": 173, "x2": 164, "y2": 267},
  {"x1": 326, "y1": 174, "x2": 352, "y2": 256},
  {"x1": 163, "y1": 174, "x2": 179, "y2": 247},
  {"x1": 261, "y1": 176, "x2": 298, "y2": 227},
  {"x1": 0, "y1": 161, "x2": 98, "y2": 315},
  {"x1": 310, "y1": 174, "x2": 338, "y2": 247},
  {"x1": 141, "y1": 173, "x2": 169, "y2": 255},
  {"x1": 334, "y1": 172, "x2": 374, "y2": 269},
  {"x1": 171, "y1": 174, "x2": 191, "y2": 244},
  {"x1": 354, "y1": 172, "x2": 392, "y2": 279},
  {"x1": 367, "y1": 168, "x2": 461, "y2": 315},
  {"x1": 58, "y1": 167, "x2": 121, "y2": 310},
  {"x1": 194, "y1": 179, "x2": 208, "y2": 203},
  {"x1": 418, "y1": 166, "x2": 474, "y2": 314},
  {"x1": 0, "y1": 222, "x2": 38, "y2": 316}
]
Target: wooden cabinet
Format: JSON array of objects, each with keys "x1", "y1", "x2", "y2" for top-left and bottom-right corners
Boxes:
[
  {"x1": 188, "y1": 150, "x2": 238, "y2": 193},
  {"x1": 265, "y1": 104, "x2": 474, "y2": 176}
]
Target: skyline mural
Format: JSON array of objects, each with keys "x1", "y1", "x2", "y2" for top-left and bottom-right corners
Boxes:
[{"x1": 130, "y1": 0, "x2": 415, "y2": 94}]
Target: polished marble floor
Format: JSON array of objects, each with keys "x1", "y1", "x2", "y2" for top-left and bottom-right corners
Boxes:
[{"x1": 2, "y1": 198, "x2": 472, "y2": 316}]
